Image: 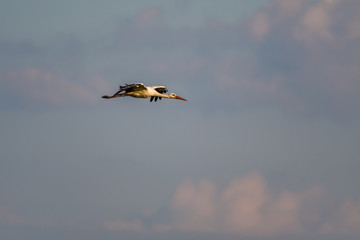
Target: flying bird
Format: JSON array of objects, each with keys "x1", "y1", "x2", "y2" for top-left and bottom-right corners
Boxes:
[{"x1": 102, "y1": 83, "x2": 187, "y2": 102}]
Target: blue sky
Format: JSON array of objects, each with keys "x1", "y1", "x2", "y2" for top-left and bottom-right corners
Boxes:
[{"x1": 1, "y1": 0, "x2": 360, "y2": 240}]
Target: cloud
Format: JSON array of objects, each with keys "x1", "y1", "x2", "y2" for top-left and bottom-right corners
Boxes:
[
  {"x1": 149, "y1": 172, "x2": 360, "y2": 237},
  {"x1": 5, "y1": 171, "x2": 358, "y2": 238},
  {"x1": 0, "y1": 204, "x2": 25, "y2": 225},
  {"x1": 166, "y1": 173, "x2": 306, "y2": 236},
  {"x1": 104, "y1": 219, "x2": 145, "y2": 232},
  {"x1": 250, "y1": 0, "x2": 339, "y2": 42},
  {"x1": 245, "y1": 0, "x2": 360, "y2": 118},
  {"x1": 320, "y1": 199, "x2": 360, "y2": 235},
  {"x1": 133, "y1": 6, "x2": 163, "y2": 28},
  {"x1": 294, "y1": 0, "x2": 336, "y2": 42},
  {"x1": 219, "y1": 173, "x2": 303, "y2": 236},
  {"x1": 2, "y1": 68, "x2": 110, "y2": 105},
  {"x1": 170, "y1": 179, "x2": 216, "y2": 232},
  {"x1": 250, "y1": 11, "x2": 270, "y2": 39}
]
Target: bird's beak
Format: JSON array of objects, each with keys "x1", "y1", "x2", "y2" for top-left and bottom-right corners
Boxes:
[{"x1": 175, "y1": 96, "x2": 187, "y2": 101}]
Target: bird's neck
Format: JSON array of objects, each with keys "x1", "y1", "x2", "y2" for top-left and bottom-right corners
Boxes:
[{"x1": 155, "y1": 92, "x2": 171, "y2": 98}]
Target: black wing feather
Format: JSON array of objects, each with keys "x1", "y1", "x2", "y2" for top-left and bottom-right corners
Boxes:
[
  {"x1": 153, "y1": 87, "x2": 167, "y2": 102},
  {"x1": 120, "y1": 83, "x2": 146, "y2": 93},
  {"x1": 113, "y1": 83, "x2": 146, "y2": 97},
  {"x1": 154, "y1": 87, "x2": 168, "y2": 94}
]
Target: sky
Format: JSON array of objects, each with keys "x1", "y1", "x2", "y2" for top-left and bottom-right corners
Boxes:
[{"x1": 1, "y1": 0, "x2": 360, "y2": 239}]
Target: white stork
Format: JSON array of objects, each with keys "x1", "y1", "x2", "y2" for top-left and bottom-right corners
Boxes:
[{"x1": 102, "y1": 83, "x2": 187, "y2": 102}]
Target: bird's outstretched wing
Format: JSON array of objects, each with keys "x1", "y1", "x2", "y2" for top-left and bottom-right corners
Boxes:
[
  {"x1": 153, "y1": 86, "x2": 168, "y2": 94},
  {"x1": 149, "y1": 86, "x2": 168, "y2": 102},
  {"x1": 120, "y1": 83, "x2": 146, "y2": 93},
  {"x1": 111, "y1": 83, "x2": 146, "y2": 96}
]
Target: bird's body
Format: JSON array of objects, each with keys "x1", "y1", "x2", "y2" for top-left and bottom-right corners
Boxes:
[{"x1": 102, "y1": 83, "x2": 187, "y2": 102}]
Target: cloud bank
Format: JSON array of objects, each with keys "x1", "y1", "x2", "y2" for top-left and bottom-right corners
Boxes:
[
  {"x1": 104, "y1": 172, "x2": 360, "y2": 237},
  {"x1": 246, "y1": 0, "x2": 360, "y2": 118}
]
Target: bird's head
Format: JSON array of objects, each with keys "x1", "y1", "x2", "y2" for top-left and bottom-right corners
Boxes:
[{"x1": 169, "y1": 93, "x2": 187, "y2": 101}]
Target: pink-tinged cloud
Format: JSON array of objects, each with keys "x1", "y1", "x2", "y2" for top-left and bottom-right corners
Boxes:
[
  {"x1": 168, "y1": 173, "x2": 307, "y2": 236},
  {"x1": 155, "y1": 173, "x2": 359, "y2": 237},
  {"x1": 219, "y1": 173, "x2": 307, "y2": 236},
  {"x1": 102, "y1": 173, "x2": 360, "y2": 237},
  {"x1": 250, "y1": 0, "x2": 338, "y2": 41},
  {"x1": 0, "y1": 205, "x2": 25, "y2": 225},
  {"x1": 244, "y1": 0, "x2": 360, "y2": 116},
  {"x1": 250, "y1": 0, "x2": 305, "y2": 40},
  {"x1": 220, "y1": 173, "x2": 271, "y2": 233},
  {"x1": 4, "y1": 68, "x2": 110, "y2": 105},
  {"x1": 170, "y1": 179, "x2": 216, "y2": 232},
  {"x1": 133, "y1": 6, "x2": 162, "y2": 28},
  {"x1": 320, "y1": 199, "x2": 360, "y2": 235},
  {"x1": 294, "y1": 0, "x2": 338, "y2": 43},
  {"x1": 104, "y1": 219, "x2": 145, "y2": 232},
  {"x1": 250, "y1": 11, "x2": 270, "y2": 40}
]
